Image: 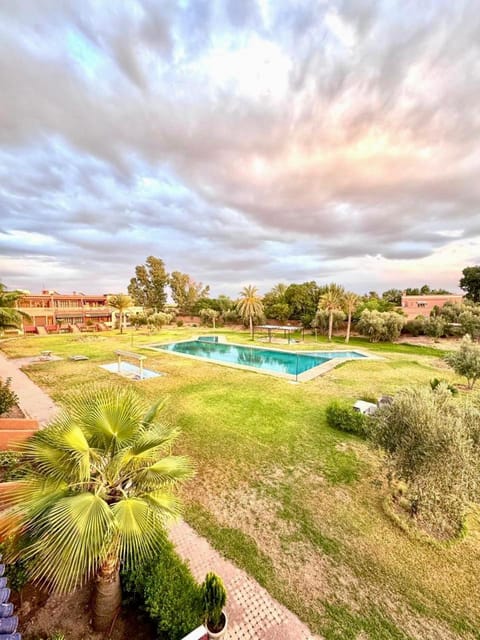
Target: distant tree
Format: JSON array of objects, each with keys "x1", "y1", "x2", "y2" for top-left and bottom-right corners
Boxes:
[
  {"x1": 237, "y1": 286, "x2": 263, "y2": 339},
  {"x1": 148, "y1": 312, "x2": 172, "y2": 331},
  {"x1": 343, "y1": 291, "x2": 360, "y2": 343},
  {"x1": 381, "y1": 289, "x2": 403, "y2": 305},
  {"x1": 169, "y1": 271, "x2": 209, "y2": 314},
  {"x1": 445, "y1": 335, "x2": 480, "y2": 389},
  {"x1": 404, "y1": 315, "x2": 427, "y2": 337},
  {"x1": 108, "y1": 293, "x2": 133, "y2": 334},
  {"x1": 263, "y1": 283, "x2": 291, "y2": 321},
  {"x1": 0, "y1": 284, "x2": 29, "y2": 332},
  {"x1": 424, "y1": 317, "x2": 447, "y2": 339},
  {"x1": 200, "y1": 308, "x2": 219, "y2": 329},
  {"x1": 284, "y1": 281, "x2": 322, "y2": 324},
  {"x1": 311, "y1": 309, "x2": 344, "y2": 337},
  {"x1": 357, "y1": 310, "x2": 405, "y2": 342},
  {"x1": 354, "y1": 297, "x2": 395, "y2": 319},
  {"x1": 405, "y1": 285, "x2": 451, "y2": 296},
  {"x1": 318, "y1": 284, "x2": 345, "y2": 341},
  {"x1": 460, "y1": 267, "x2": 480, "y2": 302},
  {"x1": 128, "y1": 256, "x2": 169, "y2": 311},
  {"x1": 370, "y1": 384, "x2": 480, "y2": 538}
]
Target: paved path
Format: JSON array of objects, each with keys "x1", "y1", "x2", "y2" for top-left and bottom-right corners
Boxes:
[{"x1": 0, "y1": 349, "x2": 321, "y2": 640}]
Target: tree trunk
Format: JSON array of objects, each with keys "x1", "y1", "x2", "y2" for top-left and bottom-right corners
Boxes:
[
  {"x1": 328, "y1": 311, "x2": 333, "y2": 341},
  {"x1": 213, "y1": 317, "x2": 216, "y2": 329},
  {"x1": 249, "y1": 315, "x2": 253, "y2": 339},
  {"x1": 92, "y1": 558, "x2": 122, "y2": 631},
  {"x1": 346, "y1": 311, "x2": 351, "y2": 343}
]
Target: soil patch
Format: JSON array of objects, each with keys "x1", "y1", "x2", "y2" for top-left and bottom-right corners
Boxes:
[
  {"x1": 16, "y1": 583, "x2": 155, "y2": 640},
  {"x1": 1, "y1": 404, "x2": 25, "y2": 419}
]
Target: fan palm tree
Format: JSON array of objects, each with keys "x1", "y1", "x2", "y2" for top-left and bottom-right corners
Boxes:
[
  {"x1": 237, "y1": 285, "x2": 263, "y2": 339},
  {"x1": 0, "y1": 385, "x2": 193, "y2": 631},
  {"x1": 108, "y1": 293, "x2": 133, "y2": 334},
  {"x1": 0, "y1": 283, "x2": 29, "y2": 332},
  {"x1": 343, "y1": 291, "x2": 360, "y2": 343},
  {"x1": 318, "y1": 284, "x2": 345, "y2": 341}
]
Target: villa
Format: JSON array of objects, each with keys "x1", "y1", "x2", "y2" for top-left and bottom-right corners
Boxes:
[{"x1": 400, "y1": 293, "x2": 464, "y2": 319}]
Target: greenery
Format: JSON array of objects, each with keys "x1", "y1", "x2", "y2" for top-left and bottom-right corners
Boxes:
[
  {"x1": 357, "y1": 309, "x2": 406, "y2": 342},
  {"x1": 460, "y1": 266, "x2": 480, "y2": 302},
  {"x1": 169, "y1": 271, "x2": 209, "y2": 314},
  {"x1": 128, "y1": 256, "x2": 169, "y2": 310},
  {"x1": 318, "y1": 284, "x2": 345, "y2": 341},
  {"x1": 370, "y1": 384, "x2": 480, "y2": 538},
  {"x1": 0, "y1": 451, "x2": 24, "y2": 481},
  {"x1": 200, "y1": 308, "x2": 220, "y2": 328},
  {"x1": 0, "y1": 384, "x2": 193, "y2": 631},
  {"x1": 1, "y1": 328, "x2": 478, "y2": 638},
  {"x1": 430, "y1": 378, "x2": 458, "y2": 395},
  {"x1": 325, "y1": 402, "x2": 368, "y2": 437},
  {"x1": 0, "y1": 538, "x2": 29, "y2": 593},
  {"x1": 202, "y1": 572, "x2": 227, "y2": 632},
  {"x1": 122, "y1": 538, "x2": 203, "y2": 640},
  {"x1": 0, "y1": 283, "x2": 29, "y2": 332},
  {"x1": 237, "y1": 285, "x2": 264, "y2": 339},
  {"x1": 148, "y1": 312, "x2": 173, "y2": 331},
  {"x1": 0, "y1": 377, "x2": 18, "y2": 415},
  {"x1": 444, "y1": 334, "x2": 480, "y2": 388},
  {"x1": 108, "y1": 293, "x2": 133, "y2": 334}
]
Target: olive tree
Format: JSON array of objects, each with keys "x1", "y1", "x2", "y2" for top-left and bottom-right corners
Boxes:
[
  {"x1": 445, "y1": 335, "x2": 480, "y2": 389},
  {"x1": 357, "y1": 309, "x2": 405, "y2": 342},
  {"x1": 370, "y1": 384, "x2": 480, "y2": 537}
]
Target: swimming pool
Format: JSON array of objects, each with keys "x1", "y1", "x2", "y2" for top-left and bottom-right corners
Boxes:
[{"x1": 148, "y1": 339, "x2": 367, "y2": 380}]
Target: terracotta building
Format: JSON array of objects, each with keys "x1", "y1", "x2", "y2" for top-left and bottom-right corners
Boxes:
[
  {"x1": 400, "y1": 293, "x2": 464, "y2": 319},
  {"x1": 17, "y1": 290, "x2": 113, "y2": 333}
]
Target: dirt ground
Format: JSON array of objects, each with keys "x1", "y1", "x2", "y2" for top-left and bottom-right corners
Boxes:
[{"x1": 16, "y1": 583, "x2": 155, "y2": 640}]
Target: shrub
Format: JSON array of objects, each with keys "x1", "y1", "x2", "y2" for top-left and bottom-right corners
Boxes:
[
  {"x1": 370, "y1": 385, "x2": 480, "y2": 537},
  {"x1": 444, "y1": 334, "x2": 480, "y2": 389},
  {"x1": 176, "y1": 319, "x2": 184, "y2": 327},
  {"x1": 430, "y1": 378, "x2": 458, "y2": 395},
  {"x1": 0, "y1": 539, "x2": 29, "y2": 593},
  {"x1": 357, "y1": 310, "x2": 405, "y2": 342},
  {"x1": 424, "y1": 317, "x2": 447, "y2": 338},
  {"x1": 0, "y1": 451, "x2": 24, "y2": 481},
  {"x1": 325, "y1": 402, "x2": 367, "y2": 436},
  {"x1": 0, "y1": 378, "x2": 18, "y2": 416},
  {"x1": 404, "y1": 315, "x2": 426, "y2": 336},
  {"x1": 201, "y1": 572, "x2": 227, "y2": 632},
  {"x1": 122, "y1": 539, "x2": 203, "y2": 640}
]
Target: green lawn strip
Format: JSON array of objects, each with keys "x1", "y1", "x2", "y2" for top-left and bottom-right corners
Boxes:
[{"x1": 320, "y1": 602, "x2": 415, "y2": 640}]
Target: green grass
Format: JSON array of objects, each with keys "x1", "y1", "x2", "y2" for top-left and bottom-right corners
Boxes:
[{"x1": 0, "y1": 328, "x2": 476, "y2": 639}]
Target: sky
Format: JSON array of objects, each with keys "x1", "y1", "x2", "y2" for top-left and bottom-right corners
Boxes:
[{"x1": 1, "y1": 0, "x2": 479, "y2": 297}]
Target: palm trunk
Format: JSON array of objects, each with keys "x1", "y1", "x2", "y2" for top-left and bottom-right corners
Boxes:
[
  {"x1": 213, "y1": 317, "x2": 216, "y2": 329},
  {"x1": 119, "y1": 311, "x2": 124, "y2": 334},
  {"x1": 346, "y1": 311, "x2": 351, "y2": 343},
  {"x1": 249, "y1": 315, "x2": 253, "y2": 339},
  {"x1": 328, "y1": 311, "x2": 333, "y2": 341},
  {"x1": 92, "y1": 557, "x2": 122, "y2": 631}
]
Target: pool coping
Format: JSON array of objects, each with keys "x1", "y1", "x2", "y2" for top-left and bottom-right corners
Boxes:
[{"x1": 143, "y1": 337, "x2": 380, "y2": 382}]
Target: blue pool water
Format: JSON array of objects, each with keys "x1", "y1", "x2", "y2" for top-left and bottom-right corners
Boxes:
[{"x1": 150, "y1": 340, "x2": 365, "y2": 376}]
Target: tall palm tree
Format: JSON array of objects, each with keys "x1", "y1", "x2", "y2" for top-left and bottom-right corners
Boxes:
[
  {"x1": 318, "y1": 284, "x2": 345, "y2": 341},
  {"x1": 0, "y1": 283, "x2": 29, "y2": 332},
  {"x1": 0, "y1": 385, "x2": 193, "y2": 631},
  {"x1": 343, "y1": 291, "x2": 360, "y2": 343},
  {"x1": 108, "y1": 293, "x2": 133, "y2": 334},
  {"x1": 237, "y1": 285, "x2": 263, "y2": 339}
]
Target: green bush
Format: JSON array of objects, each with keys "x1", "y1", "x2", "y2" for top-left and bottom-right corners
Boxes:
[
  {"x1": 201, "y1": 572, "x2": 227, "y2": 631},
  {"x1": 176, "y1": 319, "x2": 184, "y2": 327},
  {"x1": 122, "y1": 538, "x2": 203, "y2": 640},
  {"x1": 0, "y1": 377, "x2": 18, "y2": 416},
  {"x1": 0, "y1": 539, "x2": 29, "y2": 593},
  {"x1": 325, "y1": 402, "x2": 367, "y2": 437},
  {"x1": 0, "y1": 451, "x2": 24, "y2": 481},
  {"x1": 404, "y1": 315, "x2": 426, "y2": 336}
]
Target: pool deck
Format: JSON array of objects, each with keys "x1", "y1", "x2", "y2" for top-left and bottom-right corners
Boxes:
[{"x1": 145, "y1": 338, "x2": 381, "y2": 382}]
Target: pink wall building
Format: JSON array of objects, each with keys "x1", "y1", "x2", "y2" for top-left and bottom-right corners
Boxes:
[{"x1": 400, "y1": 294, "x2": 464, "y2": 318}]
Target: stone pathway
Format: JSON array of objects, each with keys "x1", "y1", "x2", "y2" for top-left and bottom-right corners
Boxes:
[{"x1": 0, "y1": 350, "x2": 321, "y2": 640}]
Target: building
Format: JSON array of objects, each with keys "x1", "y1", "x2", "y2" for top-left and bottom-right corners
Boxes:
[
  {"x1": 17, "y1": 290, "x2": 113, "y2": 332},
  {"x1": 400, "y1": 293, "x2": 464, "y2": 319}
]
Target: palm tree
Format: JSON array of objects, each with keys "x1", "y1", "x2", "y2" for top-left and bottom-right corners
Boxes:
[
  {"x1": 108, "y1": 293, "x2": 133, "y2": 334},
  {"x1": 343, "y1": 291, "x2": 360, "y2": 343},
  {"x1": 0, "y1": 385, "x2": 193, "y2": 631},
  {"x1": 318, "y1": 284, "x2": 345, "y2": 341},
  {"x1": 0, "y1": 283, "x2": 29, "y2": 332},
  {"x1": 237, "y1": 285, "x2": 263, "y2": 339}
]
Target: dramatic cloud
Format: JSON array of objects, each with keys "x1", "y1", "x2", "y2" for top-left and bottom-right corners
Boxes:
[{"x1": 1, "y1": 0, "x2": 479, "y2": 295}]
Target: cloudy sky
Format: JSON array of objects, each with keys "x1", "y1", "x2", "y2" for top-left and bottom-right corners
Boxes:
[{"x1": 1, "y1": 0, "x2": 479, "y2": 297}]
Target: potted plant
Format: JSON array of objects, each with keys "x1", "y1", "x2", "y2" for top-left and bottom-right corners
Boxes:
[{"x1": 201, "y1": 572, "x2": 228, "y2": 639}]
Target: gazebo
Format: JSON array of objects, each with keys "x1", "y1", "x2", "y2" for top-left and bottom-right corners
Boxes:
[{"x1": 254, "y1": 324, "x2": 304, "y2": 344}]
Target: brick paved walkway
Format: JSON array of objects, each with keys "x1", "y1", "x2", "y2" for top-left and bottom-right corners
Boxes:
[{"x1": 0, "y1": 349, "x2": 321, "y2": 640}]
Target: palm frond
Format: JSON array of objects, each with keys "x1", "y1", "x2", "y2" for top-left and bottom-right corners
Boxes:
[
  {"x1": 141, "y1": 397, "x2": 167, "y2": 427},
  {"x1": 111, "y1": 497, "x2": 167, "y2": 570},
  {"x1": 134, "y1": 456, "x2": 195, "y2": 489},
  {"x1": 23, "y1": 492, "x2": 113, "y2": 593}
]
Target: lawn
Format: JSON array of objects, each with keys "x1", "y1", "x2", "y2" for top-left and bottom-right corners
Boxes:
[{"x1": 1, "y1": 328, "x2": 478, "y2": 640}]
